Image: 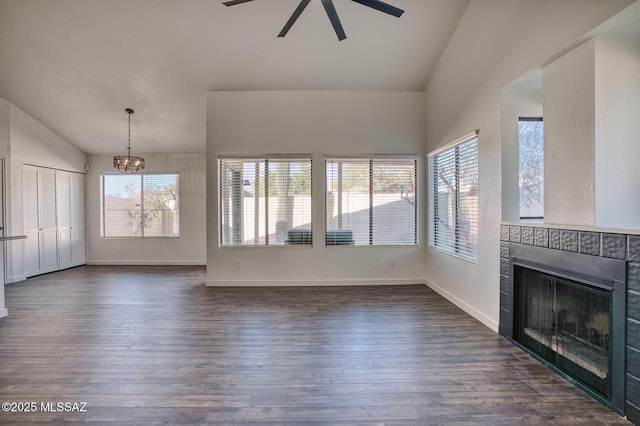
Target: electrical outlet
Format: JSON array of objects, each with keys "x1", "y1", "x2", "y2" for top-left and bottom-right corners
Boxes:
[
  {"x1": 390, "y1": 260, "x2": 395, "y2": 268},
  {"x1": 233, "y1": 260, "x2": 240, "y2": 269}
]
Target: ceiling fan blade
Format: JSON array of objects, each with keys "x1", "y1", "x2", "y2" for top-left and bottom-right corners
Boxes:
[
  {"x1": 223, "y1": 0, "x2": 255, "y2": 6},
  {"x1": 278, "y1": 0, "x2": 312, "y2": 37},
  {"x1": 321, "y1": 0, "x2": 346, "y2": 41},
  {"x1": 351, "y1": 0, "x2": 404, "y2": 17}
]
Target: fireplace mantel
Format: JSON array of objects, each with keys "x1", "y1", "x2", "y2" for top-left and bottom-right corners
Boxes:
[{"x1": 501, "y1": 221, "x2": 640, "y2": 237}]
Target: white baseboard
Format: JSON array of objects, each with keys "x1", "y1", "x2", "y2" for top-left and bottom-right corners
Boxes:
[
  {"x1": 0, "y1": 307, "x2": 7, "y2": 318},
  {"x1": 425, "y1": 278, "x2": 499, "y2": 332},
  {"x1": 6, "y1": 274, "x2": 26, "y2": 284},
  {"x1": 88, "y1": 260, "x2": 206, "y2": 266},
  {"x1": 206, "y1": 278, "x2": 426, "y2": 287}
]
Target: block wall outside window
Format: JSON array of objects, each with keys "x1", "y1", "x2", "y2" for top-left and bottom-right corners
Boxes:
[
  {"x1": 219, "y1": 157, "x2": 312, "y2": 247},
  {"x1": 101, "y1": 173, "x2": 179, "y2": 238},
  {"x1": 325, "y1": 157, "x2": 417, "y2": 246}
]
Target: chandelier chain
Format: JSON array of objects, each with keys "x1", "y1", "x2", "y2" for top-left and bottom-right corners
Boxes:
[
  {"x1": 114, "y1": 107, "x2": 144, "y2": 173},
  {"x1": 128, "y1": 110, "x2": 131, "y2": 155}
]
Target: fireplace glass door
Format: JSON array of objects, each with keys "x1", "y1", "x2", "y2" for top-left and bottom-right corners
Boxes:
[{"x1": 514, "y1": 266, "x2": 612, "y2": 399}]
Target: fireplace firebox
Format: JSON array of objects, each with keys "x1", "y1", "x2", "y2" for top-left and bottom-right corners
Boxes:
[
  {"x1": 515, "y1": 266, "x2": 613, "y2": 399},
  {"x1": 508, "y1": 244, "x2": 626, "y2": 413}
]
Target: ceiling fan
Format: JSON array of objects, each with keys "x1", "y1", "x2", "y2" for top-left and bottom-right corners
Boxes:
[{"x1": 223, "y1": 0, "x2": 404, "y2": 41}]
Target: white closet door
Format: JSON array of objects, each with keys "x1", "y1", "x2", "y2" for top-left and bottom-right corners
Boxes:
[
  {"x1": 39, "y1": 230, "x2": 59, "y2": 273},
  {"x1": 24, "y1": 165, "x2": 59, "y2": 276},
  {"x1": 38, "y1": 168, "x2": 57, "y2": 230},
  {"x1": 71, "y1": 172, "x2": 85, "y2": 227},
  {"x1": 37, "y1": 168, "x2": 58, "y2": 274},
  {"x1": 23, "y1": 166, "x2": 39, "y2": 231},
  {"x1": 23, "y1": 166, "x2": 40, "y2": 277},
  {"x1": 23, "y1": 166, "x2": 86, "y2": 276},
  {"x1": 58, "y1": 230, "x2": 72, "y2": 268},
  {"x1": 57, "y1": 171, "x2": 72, "y2": 269},
  {"x1": 57, "y1": 171, "x2": 71, "y2": 228},
  {"x1": 71, "y1": 227, "x2": 86, "y2": 266},
  {"x1": 24, "y1": 232, "x2": 40, "y2": 277}
]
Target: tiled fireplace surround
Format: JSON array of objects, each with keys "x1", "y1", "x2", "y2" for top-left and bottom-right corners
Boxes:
[{"x1": 499, "y1": 223, "x2": 640, "y2": 423}]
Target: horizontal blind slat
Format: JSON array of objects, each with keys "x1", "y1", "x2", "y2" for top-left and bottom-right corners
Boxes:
[
  {"x1": 326, "y1": 158, "x2": 417, "y2": 246},
  {"x1": 219, "y1": 157, "x2": 312, "y2": 246},
  {"x1": 428, "y1": 136, "x2": 478, "y2": 262},
  {"x1": 102, "y1": 174, "x2": 179, "y2": 238}
]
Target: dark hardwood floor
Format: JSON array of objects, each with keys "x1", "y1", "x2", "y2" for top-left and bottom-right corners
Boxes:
[{"x1": 0, "y1": 266, "x2": 630, "y2": 424}]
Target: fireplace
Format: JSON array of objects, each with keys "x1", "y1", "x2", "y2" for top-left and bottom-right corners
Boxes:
[
  {"x1": 508, "y1": 243, "x2": 626, "y2": 413},
  {"x1": 514, "y1": 263, "x2": 622, "y2": 404}
]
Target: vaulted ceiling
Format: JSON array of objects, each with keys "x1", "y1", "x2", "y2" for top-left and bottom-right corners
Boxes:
[{"x1": 0, "y1": 0, "x2": 469, "y2": 154}]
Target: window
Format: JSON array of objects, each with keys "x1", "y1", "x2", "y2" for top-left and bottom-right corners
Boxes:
[
  {"x1": 219, "y1": 157, "x2": 312, "y2": 246},
  {"x1": 519, "y1": 117, "x2": 544, "y2": 219},
  {"x1": 429, "y1": 132, "x2": 478, "y2": 262},
  {"x1": 325, "y1": 157, "x2": 417, "y2": 246},
  {"x1": 101, "y1": 174, "x2": 179, "y2": 237}
]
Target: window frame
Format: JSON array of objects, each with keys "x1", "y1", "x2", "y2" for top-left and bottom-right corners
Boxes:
[
  {"x1": 100, "y1": 172, "x2": 180, "y2": 239},
  {"x1": 324, "y1": 155, "x2": 418, "y2": 247},
  {"x1": 428, "y1": 131, "x2": 479, "y2": 263},
  {"x1": 518, "y1": 116, "x2": 544, "y2": 221},
  {"x1": 218, "y1": 155, "x2": 313, "y2": 248}
]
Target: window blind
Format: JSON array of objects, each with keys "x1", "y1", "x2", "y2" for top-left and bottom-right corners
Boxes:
[
  {"x1": 102, "y1": 174, "x2": 179, "y2": 237},
  {"x1": 429, "y1": 135, "x2": 478, "y2": 262},
  {"x1": 325, "y1": 157, "x2": 417, "y2": 246},
  {"x1": 219, "y1": 157, "x2": 312, "y2": 246}
]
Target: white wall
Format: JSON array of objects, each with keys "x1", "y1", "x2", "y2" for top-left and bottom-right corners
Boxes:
[
  {"x1": 543, "y1": 40, "x2": 597, "y2": 226},
  {"x1": 543, "y1": 35, "x2": 640, "y2": 229},
  {"x1": 501, "y1": 75, "x2": 543, "y2": 222},
  {"x1": 207, "y1": 91, "x2": 425, "y2": 286},
  {"x1": 595, "y1": 36, "x2": 640, "y2": 229},
  {"x1": 86, "y1": 153, "x2": 206, "y2": 265},
  {"x1": 424, "y1": 0, "x2": 631, "y2": 331},
  {"x1": 0, "y1": 98, "x2": 9, "y2": 155},
  {"x1": 2, "y1": 101, "x2": 87, "y2": 283}
]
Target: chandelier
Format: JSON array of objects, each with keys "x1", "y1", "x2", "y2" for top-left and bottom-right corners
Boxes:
[{"x1": 113, "y1": 108, "x2": 145, "y2": 173}]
